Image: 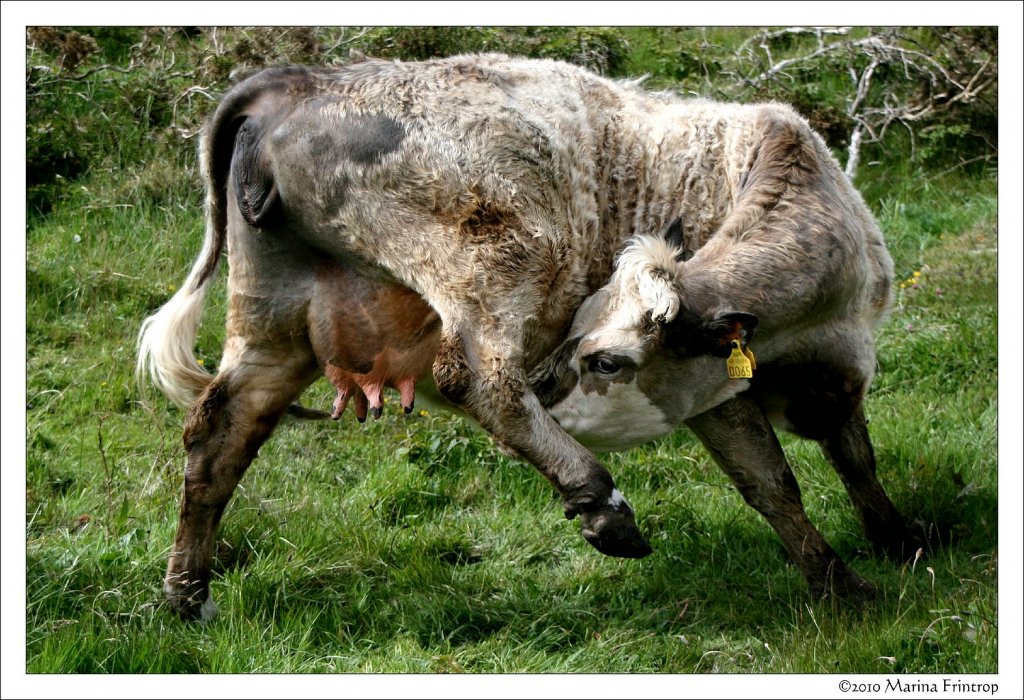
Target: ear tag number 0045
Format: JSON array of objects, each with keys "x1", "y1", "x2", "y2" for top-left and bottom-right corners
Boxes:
[{"x1": 726, "y1": 340, "x2": 756, "y2": 379}]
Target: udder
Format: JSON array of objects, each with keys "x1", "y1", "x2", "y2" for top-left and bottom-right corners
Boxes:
[{"x1": 308, "y1": 262, "x2": 441, "y2": 421}]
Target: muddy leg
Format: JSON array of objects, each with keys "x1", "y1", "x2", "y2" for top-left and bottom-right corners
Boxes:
[
  {"x1": 686, "y1": 396, "x2": 876, "y2": 598},
  {"x1": 164, "y1": 346, "x2": 317, "y2": 620},
  {"x1": 820, "y1": 404, "x2": 926, "y2": 559},
  {"x1": 433, "y1": 328, "x2": 651, "y2": 558}
]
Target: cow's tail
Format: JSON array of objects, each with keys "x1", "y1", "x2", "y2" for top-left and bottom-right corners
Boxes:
[
  {"x1": 135, "y1": 131, "x2": 226, "y2": 409},
  {"x1": 132, "y1": 69, "x2": 270, "y2": 407}
]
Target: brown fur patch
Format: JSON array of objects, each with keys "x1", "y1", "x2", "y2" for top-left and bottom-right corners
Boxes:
[
  {"x1": 432, "y1": 333, "x2": 474, "y2": 406},
  {"x1": 459, "y1": 202, "x2": 516, "y2": 243}
]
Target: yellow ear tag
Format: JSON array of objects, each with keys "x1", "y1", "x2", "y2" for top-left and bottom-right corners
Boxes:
[{"x1": 726, "y1": 340, "x2": 754, "y2": 379}]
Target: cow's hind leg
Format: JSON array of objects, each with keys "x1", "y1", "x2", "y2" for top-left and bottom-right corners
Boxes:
[
  {"x1": 819, "y1": 405, "x2": 926, "y2": 560},
  {"x1": 755, "y1": 361, "x2": 926, "y2": 560},
  {"x1": 165, "y1": 342, "x2": 318, "y2": 620},
  {"x1": 686, "y1": 395, "x2": 876, "y2": 598}
]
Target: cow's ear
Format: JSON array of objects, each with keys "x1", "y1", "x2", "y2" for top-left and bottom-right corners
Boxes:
[
  {"x1": 662, "y1": 308, "x2": 757, "y2": 358},
  {"x1": 663, "y1": 218, "x2": 689, "y2": 262},
  {"x1": 664, "y1": 217, "x2": 684, "y2": 249},
  {"x1": 702, "y1": 311, "x2": 758, "y2": 357}
]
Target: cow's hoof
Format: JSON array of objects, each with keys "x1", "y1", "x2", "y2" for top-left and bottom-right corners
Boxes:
[
  {"x1": 164, "y1": 579, "x2": 218, "y2": 622},
  {"x1": 810, "y1": 563, "x2": 878, "y2": 601},
  {"x1": 829, "y1": 574, "x2": 878, "y2": 601},
  {"x1": 872, "y1": 519, "x2": 932, "y2": 562},
  {"x1": 578, "y1": 505, "x2": 652, "y2": 559}
]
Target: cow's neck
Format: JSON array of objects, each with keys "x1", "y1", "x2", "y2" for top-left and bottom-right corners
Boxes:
[{"x1": 589, "y1": 94, "x2": 740, "y2": 267}]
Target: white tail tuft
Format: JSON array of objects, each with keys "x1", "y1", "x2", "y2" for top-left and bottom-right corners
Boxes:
[
  {"x1": 136, "y1": 209, "x2": 223, "y2": 409},
  {"x1": 136, "y1": 285, "x2": 213, "y2": 409}
]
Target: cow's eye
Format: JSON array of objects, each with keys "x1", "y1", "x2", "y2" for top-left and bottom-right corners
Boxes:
[{"x1": 588, "y1": 355, "x2": 621, "y2": 376}]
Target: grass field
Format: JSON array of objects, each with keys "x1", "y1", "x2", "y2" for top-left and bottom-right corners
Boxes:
[{"x1": 13, "y1": 23, "x2": 1012, "y2": 691}]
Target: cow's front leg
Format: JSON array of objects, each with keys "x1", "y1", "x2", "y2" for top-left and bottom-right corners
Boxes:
[
  {"x1": 433, "y1": 329, "x2": 651, "y2": 558},
  {"x1": 686, "y1": 395, "x2": 876, "y2": 598}
]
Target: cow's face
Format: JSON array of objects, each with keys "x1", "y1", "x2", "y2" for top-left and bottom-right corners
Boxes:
[{"x1": 532, "y1": 236, "x2": 757, "y2": 452}]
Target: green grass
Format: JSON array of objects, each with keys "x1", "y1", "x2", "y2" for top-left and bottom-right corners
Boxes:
[{"x1": 20, "y1": 26, "x2": 1002, "y2": 680}]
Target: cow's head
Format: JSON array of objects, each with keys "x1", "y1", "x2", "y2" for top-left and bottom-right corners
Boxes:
[{"x1": 532, "y1": 230, "x2": 758, "y2": 452}]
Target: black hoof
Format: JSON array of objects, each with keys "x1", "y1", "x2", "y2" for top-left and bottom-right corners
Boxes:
[
  {"x1": 578, "y1": 505, "x2": 652, "y2": 559},
  {"x1": 871, "y1": 519, "x2": 932, "y2": 562}
]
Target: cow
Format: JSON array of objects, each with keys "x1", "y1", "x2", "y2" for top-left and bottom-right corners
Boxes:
[{"x1": 137, "y1": 54, "x2": 918, "y2": 620}]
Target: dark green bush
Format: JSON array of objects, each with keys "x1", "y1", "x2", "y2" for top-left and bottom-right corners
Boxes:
[{"x1": 354, "y1": 26, "x2": 627, "y2": 74}]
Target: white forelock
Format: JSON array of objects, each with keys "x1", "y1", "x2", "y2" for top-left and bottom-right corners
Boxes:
[{"x1": 607, "y1": 235, "x2": 684, "y2": 328}]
